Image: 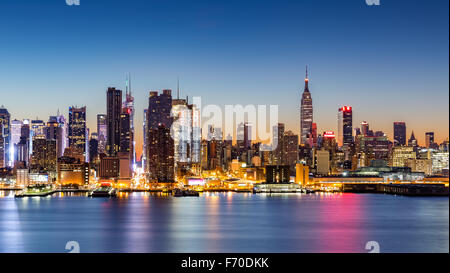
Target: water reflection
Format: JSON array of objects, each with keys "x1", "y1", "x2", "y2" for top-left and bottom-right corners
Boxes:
[{"x1": 0, "y1": 191, "x2": 448, "y2": 253}]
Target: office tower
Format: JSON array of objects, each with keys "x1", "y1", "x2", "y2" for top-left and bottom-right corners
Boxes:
[
  {"x1": 0, "y1": 123, "x2": 4, "y2": 167},
  {"x1": 20, "y1": 120, "x2": 31, "y2": 156},
  {"x1": 322, "y1": 131, "x2": 336, "y2": 151},
  {"x1": 56, "y1": 111, "x2": 68, "y2": 153},
  {"x1": 11, "y1": 119, "x2": 22, "y2": 145},
  {"x1": 431, "y1": 151, "x2": 449, "y2": 175},
  {"x1": 265, "y1": 165, "x2": 290, "y2": 183},
  {"x1": 172, "y1": 97, "x2": 202, "y2": 166},
  {"x1": 147, "y1": 90, "x2": 173, "y2": 129},
  {"x1": 307, "y1": 122, "x2": 317, "y2": 148},
  {"x1": 57, "y1": 157, "x2": 90, "y2": 185},
  {"x1": 282, "y1": 130, "x2": 299, "y2": 173},
  {"x1": 316, "y1": 149, "x2": 330, "y2": 175},
  {"x1": 393, "y1": 122, "x2": 406, "y2": 146},
  {"x1": 300, "y1": 67, "x2": 313, "y2": 145},
  {"x1": 31, "y1": 119, "x2": 46, "y2": 139},
  {"x1": 0, "y1": 107, "x2": 11, "y2": 167},
  {"x1": 148, "y1": 124, "x2": 174, "y2": 182},
  {"x1": 97, "y1": 114, "x2": 107, "y2": 154},
  {"x1": 46, "y1": 117, "x2": 65, "y2": 158},
  {"x1": 30, "y1": 138, "x2": 57, "y2": 174},
  {"x1": 391, "y1": 146, "x2": 416, "y2": 167},
  {"x1": 17, "y1": 136, "x2": 29, "y2": 165},
  {"x1": 425, "y1": 132, "x2": 435, "y2": 148},
  {"x1": 337, "y1": 106, "x2": 353, "y2": 147},
  {"x1": 89, "y1": 132, "x2": 99, "y2": 162},
  {"x1": 361, "y1": 121, "x2": 369, "y2": 136},
  {"x1": 68, "y1": 106, "x2": 87, "y2": 160},
  {"x1": 106, "y1": 87, "x2": 122, "y2": 156},
  {"x1": 146, "y1": 90, "x2": 174, "y2": 182},
  {"x1": 271, "y1": 123, "x2": 285, "y2": 165},
  {"x1": 295, "y1": 163, "x2": 309, "y2": 186},
  {"x1": 408, "y1": 131, "x2": 418, "y2": 147},
  {"x1": 124, "y1": 74, "x2": 136, "y2": 166},
  {"x1": 355, "y1": 134, "x2": 390, "y2": 166}
]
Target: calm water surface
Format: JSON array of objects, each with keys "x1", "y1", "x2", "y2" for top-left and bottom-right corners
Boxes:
[{"x1": 0, "y1": 191, "x2": 448, "y2": 253}]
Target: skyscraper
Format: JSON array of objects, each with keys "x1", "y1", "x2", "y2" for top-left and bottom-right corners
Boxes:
[
  {"x1": 283, "y1": 130, "x2": 299, "y2": 174},
  {"x1": 408, "y1": 131, "x2": 417, "y2": 147},
  {"x1": 0, "y1": 107, "x2": 11, "y2": 167},
  {"x1": 68, "y1": 106, "x2": 87, "y2": 159},
  {"x1": 120, "y1": 107, "x2": 132, "y2": 157},
  {"x1": 338, "y1": 106, "x2": 353, "y2": 147},
  {"x1": 425, "y1": 132, "x2": 435, "y2": 148},
  {"x1": 300, "y1": 67, "x2": 313, "y2": 146},
  {"x1": 142, "y1": 109, "x2": 147, "y2": 169},
  {"x1": 106, "y1": 87, "x2": 122, "y2": 156},
  {"x1": 272, "y1": 123, "x2": 285, "y2": 165},
  {"x1": 0, "y1": 123, "x2": 4, "y2": 167},
  {"x1": 97, "y1": 114, "x2": 107, "y2": 154},
  {"x1": 123, "y1": 74, "x2": 135, "y2": 166},
  {"x1": 10, "y1": 119, "x2": 22, "y2": 165},
  {"x1": 89, "y1": 133, "x2": 98, "y2": 162},
  {"x1": 393, "y1": 122, "x2": 406, "y2": 146}
]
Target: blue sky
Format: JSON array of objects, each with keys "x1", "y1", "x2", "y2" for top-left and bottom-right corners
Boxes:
[{"x1": 0, "y1": 0, "x2": 448, "y2": 156}]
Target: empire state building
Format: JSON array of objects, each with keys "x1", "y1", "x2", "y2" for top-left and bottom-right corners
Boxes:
[{"x1": 300, "y1": 67, "x2": 313, "y2": 145}]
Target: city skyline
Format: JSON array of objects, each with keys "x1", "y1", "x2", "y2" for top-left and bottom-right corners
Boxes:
[{"x1": 0, "y1": 0, "x2": 449, "y2": 158}]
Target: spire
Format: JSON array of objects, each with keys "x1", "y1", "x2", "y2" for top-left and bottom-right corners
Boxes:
[
  {"x1": 125, "y1": 73, "x2": 129, "y2": 96},
  {"x1": 128, "y1": 72, "x2": 131, "y2": 96},
  {"x1": 410, "y1": 130, "x2": 416, "y2": 140}
]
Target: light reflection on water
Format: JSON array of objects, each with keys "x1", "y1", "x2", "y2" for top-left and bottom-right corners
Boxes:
[{"x1": 0, "y1": 191, "x2": 448, "y2": 253}]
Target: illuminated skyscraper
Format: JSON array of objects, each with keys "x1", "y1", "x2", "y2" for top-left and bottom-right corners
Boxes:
[
  {"x1": 68, "y1": 106, "x2": 87, "y2": 160},
  {"x1": 123, "y1": 74, "x2": 136, "y2": 167},
  {"x1": 408, "y1": 131, "x2": 418, "y2": 147},
  {"x1": 393, "y1": 122, "x2": 406, "y2": 146},
  {"x1": 46, "y1": 117, "x2": 65, "y2": 158},
  {"x1": 31, "y1": 119, "x2": 46, "y2": 139},
  {"x1": 97, "y1": 114, "x2": 107, "y2": 154},
  {"x1": 300, "y1": 67, "x2": 313, "y2": 145},
  {"x1": 361, "y1": 121, "x2": 369, "y2": 136},
  {"x1": 0, "y1": 123, "x2": 4, "y2": 167},
  {"x1": 55, "y1": 111, "x2": 68, "y2": 155},
  {"x1": 106, "y1": 87, "x2": 122, "y2": 156},
  {"x1": 337, "y1": 106, "x2": 353, "y2": 147},
  {"x1": 142, "y1": 109, "x2": 147, "y2": 169},
  {"x1": 10, "y1": 119, "x2": 22, "y2": 165},
  {"x1": 120, "y1": 107, "x2": 133, "y2": 160},
  {"x1": 272, "y1": 123, "x2": 285, "y2": 165},
  {"x1": 172, "y1": 97, "x2": 202, "y2": 166}
]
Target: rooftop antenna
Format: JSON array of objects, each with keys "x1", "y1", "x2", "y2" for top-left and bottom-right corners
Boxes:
[
  {"x1": 177, "y1": 76, "x2": 180, "y2": 100},
  {"x1": 128, "y1": 72, "x2": 131, "y2": 96}
]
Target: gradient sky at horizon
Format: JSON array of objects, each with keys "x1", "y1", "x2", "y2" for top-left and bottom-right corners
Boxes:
[{"x1": 0, "y1": 0, "x2": 448, "y2": 158}]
